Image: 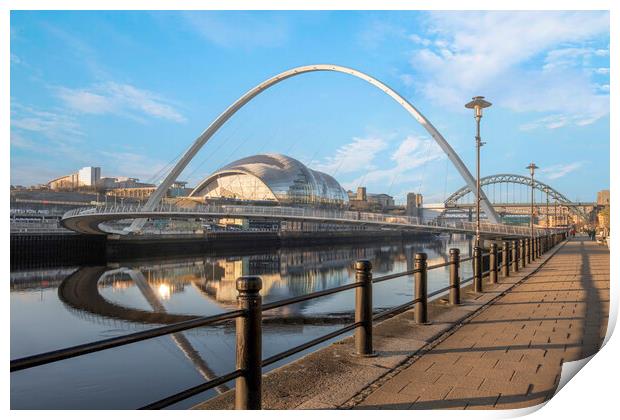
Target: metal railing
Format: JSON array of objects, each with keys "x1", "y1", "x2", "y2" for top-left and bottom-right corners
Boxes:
[
  {"x1": 10, "y1": 232, "x2": 567, "y2": 409},
  {"x1": 61, "y1": 203, "x2": 556, "y2": 237}
]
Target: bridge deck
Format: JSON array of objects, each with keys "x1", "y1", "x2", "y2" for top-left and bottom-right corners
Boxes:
[{"x1": 354, "y1": 237, "x2": 609, "y2": 409}]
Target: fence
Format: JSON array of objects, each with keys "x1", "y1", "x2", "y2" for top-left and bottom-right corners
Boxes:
[{"x1": 10, "y1": 232, "x2": 567, "y2": 409}]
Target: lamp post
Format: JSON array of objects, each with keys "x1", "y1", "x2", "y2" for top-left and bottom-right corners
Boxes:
[
  {"x1": 545, "y1": 187, "x2": 549, "y2": 234},
  {"x1": 465, "y1": 96, "x2": 492, "y2": 247},
  {"x1": 526, "y1": 162, "x2": 538, "y2": 243},
  {"x1": 554, "y1": 196, "x2": 557, "y2": 228}
]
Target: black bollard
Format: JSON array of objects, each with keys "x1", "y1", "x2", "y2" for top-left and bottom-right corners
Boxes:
[{"x1": 235, "y1": 276, "x2": 263, "y2": 410}]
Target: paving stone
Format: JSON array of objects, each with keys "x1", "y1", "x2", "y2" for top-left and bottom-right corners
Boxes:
[
  {"x1": 351, "y1": 239, "x2": 608, "y2": 411},
  {"x1": 196, "y1": 239, "x2": 609, "y2": 410}
]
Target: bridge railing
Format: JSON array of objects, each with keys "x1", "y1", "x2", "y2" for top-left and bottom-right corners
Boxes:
[
  {"x1": 10, "y1": 231, "x2": 568, "y2": 409},
  {"x1": 61, "y1": 204, "x2": 555, "y2": 237}
]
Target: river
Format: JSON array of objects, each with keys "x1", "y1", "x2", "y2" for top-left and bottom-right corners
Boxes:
[{"x1": 10, "y1": 234, "x2": 474, "y2": 409}]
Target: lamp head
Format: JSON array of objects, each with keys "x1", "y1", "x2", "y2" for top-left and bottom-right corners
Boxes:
[
  {"x1": 526, "y1": 162, "x2": 539, "y2": 177},
  {"x1": 465, "y1": 96, "x2": 492, "y2": 117}
]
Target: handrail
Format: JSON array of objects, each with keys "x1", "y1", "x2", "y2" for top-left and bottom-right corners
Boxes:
[
  {"x1": 11, "y1": 309, "x2": 244, "y2": 372},
  {"x1": 262, "y1": 282, "x2": 362, "y2": 311},
  {"x1": 60, "y1": 203, "x2": 562, "y2": 237},
  {"x1": 11, "y1": 231, "x2": 567, "y2": 409}
]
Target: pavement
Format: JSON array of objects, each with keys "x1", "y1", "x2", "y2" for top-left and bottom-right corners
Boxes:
[
  {"x1": 194, "y1": 236, "x2": 609, "y2": 410},
  {"x1": 354, "y1": 237, "x2": 609, "y2": 409}
]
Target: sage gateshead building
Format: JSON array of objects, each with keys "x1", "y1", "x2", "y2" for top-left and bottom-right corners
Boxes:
[
  {"x1": 189, "y1": 154, "x2": 349, "y2": 209},
  {"x1": 189, "y1": 154, "x2": 350, "y2": 231}
]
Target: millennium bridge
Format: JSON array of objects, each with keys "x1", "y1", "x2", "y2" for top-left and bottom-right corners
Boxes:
[
  {"x1": 60, "y1": 203, "x2": 553, "y2": 237},
  {"x1": 56, "y1": 64, "x2": 582, "y2": 239}
]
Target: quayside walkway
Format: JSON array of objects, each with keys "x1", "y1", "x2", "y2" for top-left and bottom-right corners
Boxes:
[
  {"x1": 354, "y1": 237, "x2": 609, "y2": 410},
  {"x1": 195, "y1": 236, "x2": 609, "y2": 410}
]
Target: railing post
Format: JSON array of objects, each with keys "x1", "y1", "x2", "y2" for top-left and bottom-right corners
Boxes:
[
  {"x1": 414, "y1": 253, "x2": 429, "y2": 324},
  {"x1": 235, "y1": 276, "x2": 262, "y2": 410},
  {"x1": 473, "y1": 246, "x2": 483, "y2": 293},
  {"x1": 489, "y1": 243, "x2": 498, "y2": 284},
  {"x1": 525, "y1": 238, "x2": 531, "y2": 264},
  {"x1": 502, "y1": 241, "x2": 509, "y2": 277},
  {"x1": 449, "y1": 248, "x2": 460, "y2": 304},
  {"x1": 535, "y1": 237, "x2": 539, "y2": 259},
  {"x1": 519, "y1": 239, "x2": 525, "y2": 269},
  {"x1": 355, "y1": 260, "x2": 375, "y2": 356},
  {"x1": 511, "y1": 240, "x2": 518, "y2": 273}
]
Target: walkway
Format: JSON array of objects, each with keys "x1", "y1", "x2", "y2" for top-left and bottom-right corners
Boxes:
[{"x1": 354, "y1": 237, "x2": 609, "y2": 409}]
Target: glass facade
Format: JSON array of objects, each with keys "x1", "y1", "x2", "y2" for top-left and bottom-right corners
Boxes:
[{"x1": 191, "y1": 154, "x2": 349, "y2": 208}]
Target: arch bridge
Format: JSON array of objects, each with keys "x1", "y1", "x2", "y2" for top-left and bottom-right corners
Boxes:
[
  {"x1": 126, "y1": 63, "x2": 501, "y2": 232},
  {"x1": 442, "y1": 174, "x2": 592, "y2": 220},
  {"x1": 60, "y1": 65, "x2": 575, "y2": 236}
]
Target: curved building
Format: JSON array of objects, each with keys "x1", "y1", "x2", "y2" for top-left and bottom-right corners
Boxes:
[{"x1": 190, "y1": 154, "x2": 349, "y2": 208}]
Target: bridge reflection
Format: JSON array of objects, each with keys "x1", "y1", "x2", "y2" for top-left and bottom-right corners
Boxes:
[{"x1": 54, "y1": 238, "x2": 458, "y2": 325}]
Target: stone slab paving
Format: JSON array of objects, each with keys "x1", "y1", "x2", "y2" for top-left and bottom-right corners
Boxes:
[{"x1": 354, "y1": 237, "x2": 609, "y2": 410}]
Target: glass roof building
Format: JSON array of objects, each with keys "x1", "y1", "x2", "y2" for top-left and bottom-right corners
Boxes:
[{"x1": 189, "y1": 154, "x2": 349, "y2": 208}]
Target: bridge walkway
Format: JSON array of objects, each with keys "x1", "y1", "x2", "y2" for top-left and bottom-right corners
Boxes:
[{"x1": 353, "y1": 237, "x2": 609, "y2": 409}]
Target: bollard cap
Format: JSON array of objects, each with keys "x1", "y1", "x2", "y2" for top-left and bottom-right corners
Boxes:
[
  {"x1": 355, "y1": 260, "x2": 372, "y2": 271},
  {"x1": 236, "y1": 276, "x2": 262, "y2": 294},
  {"x1": 449, "y1": 248, "x2": 460, "y2": 255},
  {"x1": 414, "y1": 252, "x2": 427, "y2": 260}
]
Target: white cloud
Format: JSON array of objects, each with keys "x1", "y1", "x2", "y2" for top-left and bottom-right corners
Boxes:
[
  {"x1": 55, "y1": 82, "x2": 186, "y2": 123},
  {"x1": 542, "y1": 47, "x2": 608, "y2": 72},
  {"x1": 10, "y1": 132, "x2": 37, "y2": 151},
  {"x1": 10, "y1": 103, "x2": 92, "y2": 170},
  {"x1": 182, "y1": 11, "x2": 289, "y2": 48},
  {"x1": 311, "y1": 136, "x2": 388, "y2": 175},
  {"x1": 519, "y1": 114, "x2": 595, "y2": 131},
  {"x1": 594, "y1": 67, "x2": 610, "y2": 75},
  {"x1": 405, "y1": 11, "x2": 609, "y2": 128},
  {"x1": 408, "y1": 34, "x2": 431, "y2": 46},
  {"x1": 56, "y1": 88, "x2": 114, "y2": 114},
  {"x1": 340, "y1": 135, "x2": 445, "y2": 191},
  {"x1": 540, "y1": 162, "x2": 584, "y2": 180},
  {"x1": 11, "y1": 103, "x2": 84, "y2": 140}
]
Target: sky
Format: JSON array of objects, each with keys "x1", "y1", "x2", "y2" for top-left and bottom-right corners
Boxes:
[{"x1": 10, "y1": 10, "x2": 610, "y2": 204}]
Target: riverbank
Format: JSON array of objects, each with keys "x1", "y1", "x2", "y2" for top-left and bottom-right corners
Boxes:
[{"x1": 11, "y1": 229, "x2": 445, "y2": 269}]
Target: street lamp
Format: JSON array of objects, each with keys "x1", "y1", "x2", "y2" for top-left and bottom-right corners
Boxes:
[
  {"x1": 545, "y1": 187, "x2": 549, "y2": 234},
  {"x1": 465, "y1": 96, "x2": 492, "y2": 247},
  {"x1": 554, "y1": 195, "x2": 557, "y2": 229},
  {"x1": 526, "y1": 162, "x2": 538, "y2": 242}
]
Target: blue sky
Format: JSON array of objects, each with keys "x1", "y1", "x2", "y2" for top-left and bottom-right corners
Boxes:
[{"x1": 10, "y1": 10, "x2": 609, "y2": 203}]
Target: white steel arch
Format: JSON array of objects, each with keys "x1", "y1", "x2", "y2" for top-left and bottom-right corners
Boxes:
[{"x1": 129, "y1": 64, "x2": 500, "y2": 232}]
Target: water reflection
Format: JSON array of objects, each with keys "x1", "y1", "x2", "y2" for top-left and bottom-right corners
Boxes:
[
  {"x1": 56, "y1": 237, "x2": 463, "y2": 325},
  {"x1": 11, "y1": 234, "x2": 473, "y2": 409}
]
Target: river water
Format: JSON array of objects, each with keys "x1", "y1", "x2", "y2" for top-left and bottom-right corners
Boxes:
[{"x1": 10, "y1": 235, "x2": 474, "y2": 409}]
